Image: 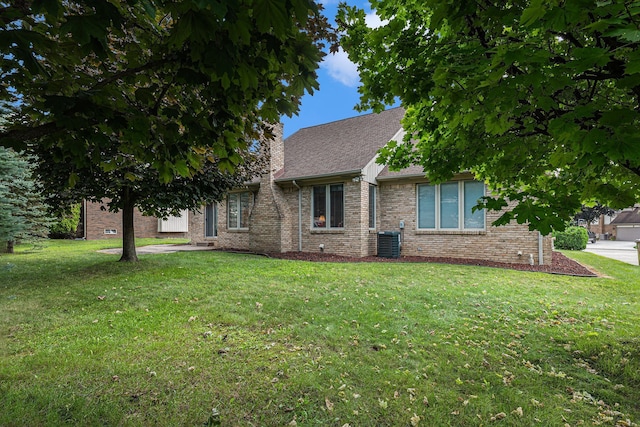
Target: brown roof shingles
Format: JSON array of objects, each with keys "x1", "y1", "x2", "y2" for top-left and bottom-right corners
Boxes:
[
  {"x1": 610, "y1": 207, "x2": 640, "y2": 225},
  {"x1": 276, "y1": 107, "x2": 405, "y2": 181}
]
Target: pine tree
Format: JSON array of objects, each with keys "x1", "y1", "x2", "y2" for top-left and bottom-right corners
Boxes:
[{"x1": 0, "y1": 147, "x2": 50, "y2": 253}]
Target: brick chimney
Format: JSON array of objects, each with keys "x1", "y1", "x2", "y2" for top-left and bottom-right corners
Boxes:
[{"x1": 249, "y1": 122, "x2": 291, "y2": 253}]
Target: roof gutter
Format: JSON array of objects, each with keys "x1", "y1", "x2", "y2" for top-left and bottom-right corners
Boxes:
[
  {"x1": 375, "y1": 173, "x2": 427, "y2": 182},
  {"x1": 274, "y1": 169, "x2": 362, "y2": 184}
]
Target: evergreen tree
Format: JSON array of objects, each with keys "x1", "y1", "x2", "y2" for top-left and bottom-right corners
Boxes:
[{"x1": 0, "y1": 147, "x2": 50, "y2": 253}]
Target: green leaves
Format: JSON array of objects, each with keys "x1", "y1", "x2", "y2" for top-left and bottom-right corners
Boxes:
[
  {"x1": 254, "y1": 0, "x2": 289, "y2": 36},
  {"x1": 520, "y1": 0, "x2": 546, "y2": 27},
  {"x1": 339, "y1": 0, "x2": 640, "y2": 233},
  {"x1": 0, "y1": 0, "x2": 331, "y2": 251}
]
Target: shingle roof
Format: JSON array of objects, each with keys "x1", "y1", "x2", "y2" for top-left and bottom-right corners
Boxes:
[
  {"x1": 610, "y1": 207, "x2": 640, "y2": 225},
  {"x1": 276, "y1": 107, "x2": 405, "y2": 181}
]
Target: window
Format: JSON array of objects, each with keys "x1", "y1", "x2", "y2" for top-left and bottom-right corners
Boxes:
[
  {"x1": 417, "y1": 181, "x2": 485, "y2": 230},
  {"x1": 228, "y1": 192, "x2": 250, "y2": 229},
  {"x1": 369, "y1": 184, "x2": 376, "y2": 229},
  {"x1": 313, "y1": 184, "x2": 344, "y2": 228},
  {"x1": 205, "y1": 203, "x2": 217, "y2": 237},
  {"x1": 103, "y1": 229, "x2": 117, "y2": 235}
]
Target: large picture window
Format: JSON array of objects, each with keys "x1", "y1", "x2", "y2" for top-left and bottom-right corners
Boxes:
[
  {"x1": 417, "y1": 181, "x2": 485, "y2": 230},
  {"x1": 313, "y1": 184, "x2": 344, "y2": 228},
  {"x1": 228, "y1": 192, "x2": 250, "y2": 229}
]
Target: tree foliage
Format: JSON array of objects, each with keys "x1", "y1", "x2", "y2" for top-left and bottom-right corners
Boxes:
[
  {"x1": 48, "y1": 203, "x2": 81, "y2": 239},
  {"x1": 573, "y1": 203, "x2": 615, "y2": 230},
  {"x1": 338, "y1": 0, "x2": 640, "y2": 233},
  {"x1": 0, "y1": 147, "x2": 50, "y2": 253},
  {"x1": 0, "y1": 0, "x2": 334, "y2": 260}
]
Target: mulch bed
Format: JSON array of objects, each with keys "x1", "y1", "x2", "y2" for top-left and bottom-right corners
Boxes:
[{"x1": 264, "y1": 250, "x2": 597, "y2": 277}]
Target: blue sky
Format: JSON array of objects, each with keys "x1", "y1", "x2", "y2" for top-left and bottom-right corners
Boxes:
[{"x1": 280, "y1": 0, "x2": 387, "y2": 138}]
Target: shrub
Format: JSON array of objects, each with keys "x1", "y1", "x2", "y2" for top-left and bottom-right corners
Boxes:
[
  {"x1": 49, "y1": 204, "x2": 81, "y2": 239},
  {"x1": 553, "y1": 226, "x2": 589, "y2": 250}
]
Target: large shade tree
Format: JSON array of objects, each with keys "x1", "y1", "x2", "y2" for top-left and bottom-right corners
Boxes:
[
  {"x1": 0, "y1": 0, "x2": 334, "y2": 260},
  {"x1": 338, "y1": 0, "x2": 640, "y2": 233}
]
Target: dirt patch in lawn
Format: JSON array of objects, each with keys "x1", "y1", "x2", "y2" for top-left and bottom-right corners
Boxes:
[{"x1": 262, "y1": 250, "x2": 597, "y2": 277}]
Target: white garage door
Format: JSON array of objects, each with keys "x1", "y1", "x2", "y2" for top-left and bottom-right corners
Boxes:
[{"x1": 616, "y1": 225, "x2": 640, "y2": 241}]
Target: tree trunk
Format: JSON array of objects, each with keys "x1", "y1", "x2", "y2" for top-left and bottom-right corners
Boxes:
[
  {"x1": 1, "y1": 240, "x2": 14, "y2": 253},
  {"x1": 119, "y1": 187, "x2": 138, "y2": 262}
]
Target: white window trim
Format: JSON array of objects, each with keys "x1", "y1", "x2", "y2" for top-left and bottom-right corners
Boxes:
[
  {"x1": 416, "y1": 181, "x2": 486, "y2": 231},
  {"x1": 311, "y1": 184, "x2": 345, "y2": 229}
]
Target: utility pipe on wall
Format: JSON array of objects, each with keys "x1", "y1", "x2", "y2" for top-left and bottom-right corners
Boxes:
[
  {"x1": 83, "y1": 199, "x2": 87, "y2": 240},
  {"x1": 538, "y1": 231, "x2": 544, "y2": 265},
  {"x1": 293, "y1": 180, "x2": 302, "y2": 252}
]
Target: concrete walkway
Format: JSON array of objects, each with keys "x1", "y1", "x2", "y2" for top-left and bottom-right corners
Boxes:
[
  {"x1": 98, "y1": 244, "x2": 214, "y2": 255},
  {"x1": 583, "y1": 240, "x2": 639, "y2": 266}
]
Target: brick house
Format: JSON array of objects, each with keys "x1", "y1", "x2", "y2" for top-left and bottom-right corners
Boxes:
[
  {"x1": 610, "y1": 207, "x2": 640, "y2": 241},
  {"x1": 186, "y1": 108, "x2": 552, "y2": 265},
  {"x1": 82, "y1": 201, "x2": 189, "y2": 240}
]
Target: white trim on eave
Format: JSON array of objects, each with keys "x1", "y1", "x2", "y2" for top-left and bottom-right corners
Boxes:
[
  {"x1": 274, "y1": 169, "x2": 362, "y2": 184},
  {"x1": 363, "y1": 128, "x2": 406, "y2": 184}
]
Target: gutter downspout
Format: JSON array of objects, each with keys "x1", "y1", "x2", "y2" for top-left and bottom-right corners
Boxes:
[
  {"x1": 83, "y1": 199, "x2": 87, "y2": 240},
  {"x1": 293, "y1": 180, "x2": 302, "y2": 252},
  {"x1": 538, "y1": 231, "x2": 543, "y2": 265}
]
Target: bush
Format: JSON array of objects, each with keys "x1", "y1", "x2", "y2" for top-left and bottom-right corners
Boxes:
[
  {"x1": 553, "y1": 226, "x2": 589, "y2": 250},
  {"x1": 49, "y1": 204, "x2": 81, "y2": 239}
]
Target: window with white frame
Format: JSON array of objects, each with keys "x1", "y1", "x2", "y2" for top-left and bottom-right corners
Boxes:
[
  {"x1": 369, "y1": 184, "x2": 376, "y2": 229},
  {"x1": 417, "y1": 181, "x2": 485, "y2": 230},
  {"x1": 205, "y1": 202, "x2": 217, "y2": 237},
  {"x1": 312, "y1": 184, "x2": 344, "y2": 228},
  {"x1": 228, "y1": 192, "x2": 250, "y2": 229}
]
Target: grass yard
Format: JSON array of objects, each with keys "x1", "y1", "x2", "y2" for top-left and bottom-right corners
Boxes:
[{"x1": 1, "y1": 239, "x2": 639, "y2": 426}]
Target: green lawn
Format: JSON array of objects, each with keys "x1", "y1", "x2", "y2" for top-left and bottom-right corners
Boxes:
[{"x1": 1, "y1": 240, "x2": 638, "y2": 426}]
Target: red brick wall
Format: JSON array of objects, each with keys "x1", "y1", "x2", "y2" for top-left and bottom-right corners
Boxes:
[{"x1": 84, "y1": 201, "x2": 187, "y2": 240}]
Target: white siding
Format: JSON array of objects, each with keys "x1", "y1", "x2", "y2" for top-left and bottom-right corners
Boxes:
[{"x1": 158, "y1": 210, "x2": 189, "y2": 232}]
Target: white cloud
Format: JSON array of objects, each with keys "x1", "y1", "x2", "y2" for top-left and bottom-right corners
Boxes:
[
  {"x1": 320, "y1": 7, "x2": 388, "y2": 87},
  {"x1": 322, "y1": 47, "x2": 360, "y2": 87},
  {"x1": 365, "y1": 11, "x2": 387, "y2": 29}
]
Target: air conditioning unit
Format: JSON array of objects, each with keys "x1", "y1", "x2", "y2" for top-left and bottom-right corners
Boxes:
[{"x1": 378, "y1": 231, "x2": 401, "y2": 258}]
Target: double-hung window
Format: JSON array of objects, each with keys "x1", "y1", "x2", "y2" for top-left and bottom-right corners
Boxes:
[
  {"x1": 417, "y1": 181, "x2": 485, "y2": 230},
  {"x1": 312, "y1": 184, "x2": 344, "y2": 228},
  {"x1": 228, "y1": 192, "x2": 250, "y2": 229}
]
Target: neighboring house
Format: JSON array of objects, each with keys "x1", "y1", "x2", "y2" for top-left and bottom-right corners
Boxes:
[
  {"x1": 82, "y1": 201, "x2": 189, "y2": 240},
  {"x1": 186, "y1": 108, "x2": 552, "y2": 265},
  {"x1": 610, "y1": 207, "x2": 640, "y2": 241}
]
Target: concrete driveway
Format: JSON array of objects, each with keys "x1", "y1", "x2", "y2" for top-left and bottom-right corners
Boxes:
[{"x1": 583, "y1": 240, "x2": 639, "y2": 266}]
